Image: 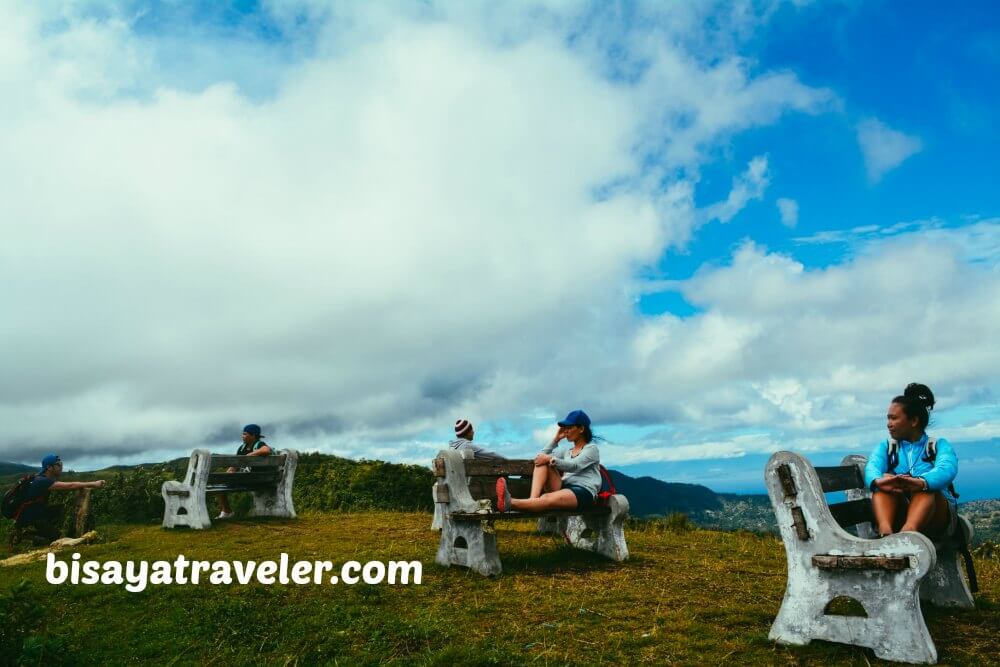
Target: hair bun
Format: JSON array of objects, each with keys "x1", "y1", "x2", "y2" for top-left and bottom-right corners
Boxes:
[{"x1": 903, "y1": 382, "x2": 935, "y2": 410}]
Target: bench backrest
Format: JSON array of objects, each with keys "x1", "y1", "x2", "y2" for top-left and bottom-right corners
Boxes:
[
  {"x1": 432, "y1": 456, "x2": 537, "y2": 505},
  {"x1": 205, "y1": 454, "x2": 287, "y2": 489},
  {"x1": 774, "y1": 457, "x2": 874, "y2": 534}
]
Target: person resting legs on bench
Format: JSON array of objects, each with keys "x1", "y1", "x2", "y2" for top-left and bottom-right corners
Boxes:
[
  {"x1": 496, "y1": 410, "x2": 600, "y2": 513},
  {"x1": 216, "y1": 424, "x2": 272, "y2": 520},
  {"x1": 865, "y1": 383, "x2": 958, "y2": 539}
]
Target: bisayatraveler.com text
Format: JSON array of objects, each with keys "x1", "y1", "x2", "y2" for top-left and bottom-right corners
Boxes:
[{"x1": 46, "y1": 552, "x2": 422, "y2": 592}]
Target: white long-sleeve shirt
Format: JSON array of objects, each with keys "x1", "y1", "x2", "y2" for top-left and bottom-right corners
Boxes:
[{"x1": 542, "y1": 441, "x2": 601, "y2": 496}]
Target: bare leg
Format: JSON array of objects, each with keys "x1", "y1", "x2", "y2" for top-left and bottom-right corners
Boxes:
[
  {"x1": 511, "y1": 489, "x2": 578, "y2": 512},
  {"x1": 529, "y1": 465, "x2": 562, "y2": 499},
  {"x1": 872, "y1": 491, "x2": 905, "y2": 536},
  {"x1": 218, "y1": 465, "x2": 238, "y2": 514},
  {"x1": 900, "y1": 491, "x2": 950, "y2": 536}
]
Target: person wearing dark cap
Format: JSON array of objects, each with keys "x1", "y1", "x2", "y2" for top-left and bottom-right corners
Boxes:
[
  {"x1": 449, "y1": 419, "x2": 506, "y2": 461},
  {"x1": 495, "y1": 410, "x2": 600, "y2": 513},
  {"x1": 216, "y1": 424, "x2": 273, "y2": 520},
  {"x1": 14, "y1": 454, "x2": 105, "y2": 545}
]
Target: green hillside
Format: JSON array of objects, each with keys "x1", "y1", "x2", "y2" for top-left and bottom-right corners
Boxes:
[{"x1": 0, "y1": 513, "x2": 996, "y2": 665}]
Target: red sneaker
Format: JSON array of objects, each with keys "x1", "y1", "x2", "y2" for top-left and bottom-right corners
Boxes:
[{"x1": 495, "y1": 477, "x2": 512, "y2": 512}]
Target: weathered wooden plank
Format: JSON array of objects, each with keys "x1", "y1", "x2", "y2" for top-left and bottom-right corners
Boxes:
[
  {"x1": 791, "y1": 506, "x2": 810, "y2": 540},
  {"x1": 829, "y1": 498, "x2": 874, "y2": 528},
  {"x1": 450, "y1": 506, "x2": 612, "y2": 521},
  {"x1": 164, "y1": 489, "x2": 190, "y2": 497},
  {"x1": 463, "y1": 459, "x2": 536, "y2": 477},
  {"x1": 205, "y1": 486, "x2": 276, "y2": 494},
  {"x1": 432, "y1": 457, "x2": 446, "y2": 477},
  {"x1": 812, "y1": 555, "x2": 910, "y2": 571},
  {"x1": 467, "y1": 477, "x2": 531, "y2": 502},
  {"x1": 209, "y1": 455, "x2": 286, "y2": 468},
  {"x1": 207, "y1": 471, "x2": 280, "y2": 486},
  {"x1": 434, "y1": 483, "x2": 450, "y2": 503},
  {"x1": 815, "y1": 465, "x2": 864, "y2": 493},
  {"x1": 777, "y1": 464, "x2": 798, "y2": 498}
]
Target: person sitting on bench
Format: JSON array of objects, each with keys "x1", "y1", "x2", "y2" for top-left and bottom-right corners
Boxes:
[
  {"x1": 216, "y1": 424, "x2": 272, "y2": 520},
  {"x1": 449, "y1": 419, "x2": 507, "y2": 460},
  {"x1": 865, "y1": 383, "x2": 958, "y2": 538},
  {"x1": 495, "y1": 410, "x2": 599, "y2": 513},
  {"x1": 15, "y1": 454, "x2": 105, "y2": 545}
]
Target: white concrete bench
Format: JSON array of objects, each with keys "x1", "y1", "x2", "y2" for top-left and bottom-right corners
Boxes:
[
  {"x1": 765, "y1": 451, "x2": 976, "y2": 664},
  {"x1": 161, "y1": 449, "x2": 298, "y2": 529},
  {"x1": 431, "y1": 448, "x2": 629, "y2": 576}
]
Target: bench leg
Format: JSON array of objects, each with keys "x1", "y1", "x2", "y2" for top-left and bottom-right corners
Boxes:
[
  {"x1": 770, "y1": 572, "x2": 937, "y2": 664},
  {"x1": 921, "y1": 549, "x2": 975, "y2": 608},
  {"x1": 536, "y1": 516, "x2": 562, "y2": 535},
  {"x1": 161, "y1": 485, "x2": 210, "y2": 529},
  {"x1": 431, "y1": 502, "x2": 444, "y2": 531},
  {"x1": 563, "y1": 496, "x2": 629, "y2": 561},
  {"x1": 248, "y1": 490, "x2": 295, "y2": 519},
  {"x1": 436, "y1": 520, "x2": 502, "y2": 577}
]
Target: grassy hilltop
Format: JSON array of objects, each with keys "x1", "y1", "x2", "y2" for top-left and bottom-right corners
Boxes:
[{"x1": 1, "y1": 512, "x2": 997, "y2": 666}]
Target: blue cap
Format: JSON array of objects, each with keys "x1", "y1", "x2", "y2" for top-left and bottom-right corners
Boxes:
[
  {"x1": 243, "y1": 424, "x2": 263, "y2": 438},
  {"x1": 557, "y1": 410, "x2": 591, "y2": 428},
  {"x1": 41, "y1": 453, "x2": 61, "y2": 472}
]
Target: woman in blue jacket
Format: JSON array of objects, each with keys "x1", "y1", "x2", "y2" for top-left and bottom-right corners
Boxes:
[{"x1": 865, "y1": 383, "x2": 957, "y2": 538}]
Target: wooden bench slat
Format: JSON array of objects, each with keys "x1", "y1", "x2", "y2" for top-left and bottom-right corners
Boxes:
[
  {"x1": 207, "y1": 471, "x2": 280, "y2": 485},
  {"x1": 815, "y1": 465, "x2": 864, "y2": 493},
  {"x1": 209, "y1": 455, "x2": 286, "y2": 468},
  {"x1": 450, "y1": 506, "x2": 612, "y2": 521},
  {"x1": 812, "y1": 555, "x2": 910, "y2": 571},
  {"x1": 205, "y1": 486, "x2": 278, "y2": 494},
  {"x1": 462, "y1": 459, "x2": 536, "y2": 476},
  {"x1": 829, "y1": 498, "x2": 874, "y2": 528}
]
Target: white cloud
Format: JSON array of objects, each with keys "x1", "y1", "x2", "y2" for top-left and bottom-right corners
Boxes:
[
  {"x1": 702, "y1": 155, "x2": 771, "y2": 224},
  {"x1": 0, "y1": 2, "x2": 837, "y2": 464},
  {"x1": 856, "y1": 117, "x2": 923, "y2": 183},
  {"x1": 776, "y1": 197, "x2": 798, "y2": 228}
]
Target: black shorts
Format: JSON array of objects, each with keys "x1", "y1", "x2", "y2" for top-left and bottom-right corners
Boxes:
[{"x1": 564, "y1": 484, "x2": 594, "y2": 510}]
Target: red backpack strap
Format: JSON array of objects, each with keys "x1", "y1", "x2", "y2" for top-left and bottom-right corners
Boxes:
[{"x1": 599, "y1": 465, "x2": 615, "y2": 496}]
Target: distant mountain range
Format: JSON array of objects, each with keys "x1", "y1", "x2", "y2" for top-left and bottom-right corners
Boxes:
[{"x1": 0, "y1": 461, "x2": 35, "y2": 476}]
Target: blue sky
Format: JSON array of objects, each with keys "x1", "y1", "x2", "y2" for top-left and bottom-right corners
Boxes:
[{"x1": 1, "y1": 1, "x2": 997, "y2": 500}]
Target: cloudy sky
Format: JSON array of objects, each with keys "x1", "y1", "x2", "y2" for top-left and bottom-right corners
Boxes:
[{"x1": 2, "y1": 1, "x2": 998, "y2": 499}]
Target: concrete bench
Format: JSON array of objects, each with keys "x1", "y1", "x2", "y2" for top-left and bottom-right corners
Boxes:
[
  {"x1": 765, "y1": 451, "x2": 976, "y2": 664},
  {"x1": 161, "y1": 449, "x2": 298, "y2": 529},
  {"x1": 431, "y1": 448, "x2": 629, "y2": 576}
]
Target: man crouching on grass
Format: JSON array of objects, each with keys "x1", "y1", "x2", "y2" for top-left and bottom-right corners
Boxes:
[{"x1": 15, "y1": 454, "x2": 105, "y2": 545}]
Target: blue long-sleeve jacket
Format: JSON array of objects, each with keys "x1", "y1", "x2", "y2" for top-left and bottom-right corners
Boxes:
[{"x1": 864, "y1": 434, "x2": 958, "y2": 505}]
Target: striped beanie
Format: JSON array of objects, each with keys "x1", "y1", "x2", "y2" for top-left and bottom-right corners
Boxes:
[{"x1": 454, "y1": 419, "x2": 473, "y2": 438}]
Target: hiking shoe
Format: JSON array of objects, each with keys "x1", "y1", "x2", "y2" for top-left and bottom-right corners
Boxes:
[
  {"x1": 495, "y1": 477, "x2": 512, "y2": 513},
  {"x1": 216, "y1": 511, "x2": 234, "y2": 520}
]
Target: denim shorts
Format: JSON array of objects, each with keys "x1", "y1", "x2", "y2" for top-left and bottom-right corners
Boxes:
[{"x1": 564, "y1": 484, "x2": 594, "y2": 510}]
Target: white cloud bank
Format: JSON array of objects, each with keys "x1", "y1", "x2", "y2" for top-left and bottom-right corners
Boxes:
[{"x1": 1, "y1": 2, "x2": 995, "y2": 471}]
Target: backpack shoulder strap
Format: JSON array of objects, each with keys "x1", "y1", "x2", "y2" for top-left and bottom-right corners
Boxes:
[{"x1": 886, "y1": 438, "x2": 899, "y2": 472}]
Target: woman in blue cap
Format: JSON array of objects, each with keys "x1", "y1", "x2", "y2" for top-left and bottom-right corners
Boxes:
[
  {"x1": 216, "y1": 424, "x2": 272, "y2": 520},
  {"x1": 865, "y1": 383, "x2": 958, "y2": 537},
  {"x1": 496, "y1": 410, "x2": 601, "y2": 513}
]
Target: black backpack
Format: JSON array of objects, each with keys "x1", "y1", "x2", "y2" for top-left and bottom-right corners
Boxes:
[{"x1": 2, "y1": 474, "x2": 37, "y2": 519}]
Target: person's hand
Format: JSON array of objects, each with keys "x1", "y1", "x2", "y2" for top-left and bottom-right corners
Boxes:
[
  {"x1": 874, "y1": 474, "x2": 902, "y2": 493},
  {"x1": 92, "y1": 480, "x2": 105, "y2": 489},
  {"x1": 534, "y1": 453, "x2": 552, "y2": 466},
  {"x1": 896, "y1": 475, "x2": 927, "y2": 493}
]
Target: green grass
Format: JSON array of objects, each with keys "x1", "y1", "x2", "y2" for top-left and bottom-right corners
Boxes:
[{"x1": 1, "y1": 512, "x2": 997, "y2": 665}]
